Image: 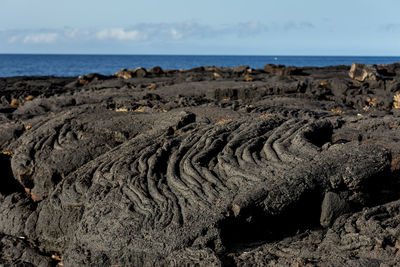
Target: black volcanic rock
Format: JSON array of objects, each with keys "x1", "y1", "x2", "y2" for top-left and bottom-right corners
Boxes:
[
  {"x1": 320, "y1": 191, "x2": 350, "y2": 227},
  {"x1": 0, "y1": 63, "x2": 400, "y2": 266}
]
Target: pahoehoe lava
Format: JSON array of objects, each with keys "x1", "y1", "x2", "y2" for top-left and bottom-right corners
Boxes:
[{"x1": 1, "y1": 63, "x2": 400, "y2": 266}]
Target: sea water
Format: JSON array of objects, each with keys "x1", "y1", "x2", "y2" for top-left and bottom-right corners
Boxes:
[{"x1": 0, "y1": 54, "x2": 400, "y2": 77}]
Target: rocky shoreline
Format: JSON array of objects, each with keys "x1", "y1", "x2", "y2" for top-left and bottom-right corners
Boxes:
[{"x1": 0, "y1": 63, "x2": 400, "y2": 266}]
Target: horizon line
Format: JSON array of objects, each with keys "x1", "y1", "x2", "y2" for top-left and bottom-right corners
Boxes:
[{"x1": 1, "y1": 53, "x2": 400, "y2": 57}]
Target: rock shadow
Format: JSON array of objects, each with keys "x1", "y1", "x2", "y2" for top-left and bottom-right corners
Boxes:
[{"x1": 0, "y1": 154, "x2": 24, "y2": 195}]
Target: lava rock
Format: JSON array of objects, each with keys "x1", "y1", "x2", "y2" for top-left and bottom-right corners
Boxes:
[
  {"x1": 135, "y1": 67, "x2": 147, "y2": 78},
  {"x1": 113, "y1": 68, "x2": 135, "y2": 79},
  {"x1": 151, "y1": 66, "x2": 164, "y2": 75},
  {"x1": 320, "y1": 191, "x2": 350, "y2": 227},
  {"x1": 233, "y1": 65, "x2": 250, "y2": 73},
  {"x1": 1, "y1": 64, "x2": 400, "y2": 266},
  {"x1": 349, "y1": 63, "x2": 380, "y2": 82}
]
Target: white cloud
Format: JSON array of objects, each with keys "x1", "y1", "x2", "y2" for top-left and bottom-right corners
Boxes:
[
  {"x1": 8, "y1": 36, "x2": 18, "y2": 43},
  {"x1": 283, "y1": 21, "x2": 315, "y2": 31},
  {"x1": 23, "y1": 33, "x2": 58, "y2": 44},
  {"x1": 1, "y1": 20, "x2": 317, "y2": 47},
  {"x1": 170, "y1": 29, "x2": 183, "y2": 40},
  {"x1": 234, "y1": 21, "x2": 269, "y2": 37},
  {"x1": 64, "y1": 28, "x2": 90, "y2": 39},
  {"x1": 96, "y1": 28, "x2": 147, "y2": 41}
]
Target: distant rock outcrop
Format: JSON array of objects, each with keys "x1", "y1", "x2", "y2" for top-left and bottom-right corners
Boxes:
[
  {"x1": 349, "y1": 63, "x2": 380, "y2": 81},
  {"x1": 264, "y1": 64, "x2": 307, "y2": 76}
]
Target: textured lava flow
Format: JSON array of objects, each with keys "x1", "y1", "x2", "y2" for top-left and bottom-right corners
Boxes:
[{"x1": 6, "y1": 113, "x2": 388, "y2": 265}]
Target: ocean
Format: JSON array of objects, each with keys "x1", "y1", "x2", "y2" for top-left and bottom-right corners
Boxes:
[{"x1": 1, "y1": 54, "x2": 400, "y2": 77}]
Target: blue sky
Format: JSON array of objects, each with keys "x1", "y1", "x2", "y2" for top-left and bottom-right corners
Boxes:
[{"x1": 1, "y1": 0, "x2": 400, "y2": 55}]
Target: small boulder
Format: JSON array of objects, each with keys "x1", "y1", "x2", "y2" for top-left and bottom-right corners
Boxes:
[
  {"x1": 113, "y1": 69, "x2": 135, "y2": 79},
  {"x1": 135, "y1": 67, "x2": 147, "y2": 78},
  {"x1": 264, "y1": 64, "x2": 286, "y2": 76},
  {"x1": 320, "y1": 192, "x2": 350, "y2": 227},
  {"x1": 151, "y1": 66, "x2": 163, "y2": 75},
  {"x1": 76, "y1": 73, "x2": 107, "y2": 85},
  {"x1": 233, "y1": 65, "x2": 250, "y2": 73},
  {"x1": 349, "y1": 63, "x2": 380, "y2": 82}
]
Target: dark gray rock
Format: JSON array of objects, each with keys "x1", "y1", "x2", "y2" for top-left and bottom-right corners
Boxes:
[
  {"x1": 9, "y1": 117, "x2": 389, "y2": 265},
  {"x1": 320, "y1": 191, "x2": 350, "y2": 227},
  {"x1": 233, "y1": 65, "x2": 249, "y2": 73},
  {"x1": 0, "y1": 233, "x2": 54, "y2": 267},
  {"x1": 0, "y1": 65, "x2": 399, "y2": 265},
  {"x1": 151, "y1": 66, "x2": 164, "y2": 75},
  {"x1": 135, "y1": 67, "x2": 147, "y2": 78},
  {"x1": 231, "y1": 199, "x2": 400, "y2": 266}
]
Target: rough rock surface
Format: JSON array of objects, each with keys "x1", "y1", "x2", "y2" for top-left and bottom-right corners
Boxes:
[
  {"x1": 349, "y1": 63, "x2": 380, "y2": 82},
  {"x1": 0, "y1": 63, "x2": 400, "y2": 266},
  {"x1": 320, "y1": 191, "x2": 350, "y2": 228}
]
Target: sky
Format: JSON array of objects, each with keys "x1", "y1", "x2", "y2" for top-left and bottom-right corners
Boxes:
[{"x1": 0, "y1": 0, "x2": 400, "y2": 55}]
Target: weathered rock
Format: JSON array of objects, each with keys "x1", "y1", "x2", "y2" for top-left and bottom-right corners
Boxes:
[
  {"x1": 0, "y1": 122, "x2": 24, "y2": 150},
  {"x1": 1, "y1": 64, "x2": 400, "y2": 265},
  {"x1": 377, "y1": 63, "x2": 400, "y2": 77},
  {"x1": 231, "y1": 199, "x2": 400, "y2": 266},
  {"x1": 76, "y1": 73, "x2": 108, "y2": 86},
  {"x1": 6, "y1": 117, "x2": 388, "y2": 265},
  {"x1": 386, "y1": 80, "x2": 400, "y2": 92},
  {"x1": 264, "y1": 64, "x2": 307, "y2": 76},
  {"x1": 0, "y1": 233, "x2": 54, "y2": 267},
  {"x1": 151, "y1": 66, "x2": 164, "y2": 75},
  {"x1": 113, "y1": 68, "x2": 135, "y2": 79},
  {"x1": 320, "y1": 191, "x2": 350, "y2": 227},
  {"x1": 233, "y1": 65, "x2": 250, "y2": 73},
  {"x1": 8, "y1": 108, "x2": 198, "y2": 201},
  {"x1": 349, "y1": 63, "x2": 380, "y2": 82},
  {"x1": 135, "y1": 67, "x2": 147, "y2": 78},
  {"x1": 264, "y1": 64, "x2": 285, "y2": 75}
]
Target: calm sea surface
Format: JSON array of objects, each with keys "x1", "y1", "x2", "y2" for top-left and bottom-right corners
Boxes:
[{"x1": 1, "y1": 54, "x2": 400, "y2": 77}]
